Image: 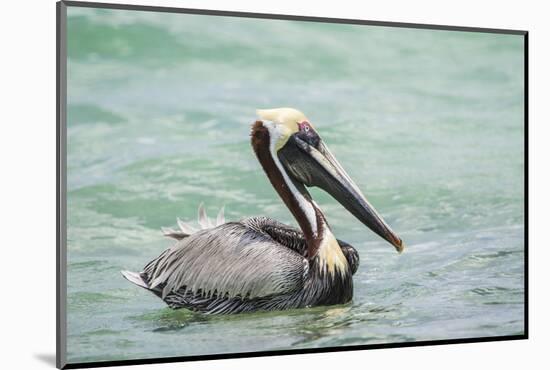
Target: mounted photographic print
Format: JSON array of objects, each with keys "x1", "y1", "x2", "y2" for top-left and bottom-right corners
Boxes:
[{"x1": 57, "y1": 1, "x2": 528, "y2": 368}]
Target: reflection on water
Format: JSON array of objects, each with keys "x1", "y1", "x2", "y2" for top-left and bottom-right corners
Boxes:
[{"x1": 66, "y1": 6, "x2": 525, "y2": 364}]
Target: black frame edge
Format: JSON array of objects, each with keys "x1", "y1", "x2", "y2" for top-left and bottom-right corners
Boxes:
[
  {"x1": 57, "y1": 1, "x2": 68, "y2": 369},
  {"x1": 523, "y1": 32, "x2": 529, "y2": 338},
  {"x1": 57, "y1": 1, "x2": 529, "y2": 369}
]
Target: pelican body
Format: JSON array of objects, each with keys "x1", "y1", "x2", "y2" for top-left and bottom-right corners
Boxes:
[{"x1": 122, "y1": 108, "x2": 404, "y2": 314}]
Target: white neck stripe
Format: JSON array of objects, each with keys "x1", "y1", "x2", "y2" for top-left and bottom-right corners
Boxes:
[{"x1": 264, "y1": 121, "x2": 318, "y2": 237}]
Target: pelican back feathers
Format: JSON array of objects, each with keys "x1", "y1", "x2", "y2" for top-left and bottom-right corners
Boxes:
[{"x1": 145, "y1": 222, "x2": 308, "y2": 301}]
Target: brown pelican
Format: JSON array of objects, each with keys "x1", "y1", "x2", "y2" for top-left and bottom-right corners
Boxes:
[{"x1": 122, "y1": 108, "x2": 404, "y2": 314}]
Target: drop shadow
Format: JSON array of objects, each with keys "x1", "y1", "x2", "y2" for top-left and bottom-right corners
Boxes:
[{"x1": 34, "y1": 353, "x2": 56, "y2": 367}]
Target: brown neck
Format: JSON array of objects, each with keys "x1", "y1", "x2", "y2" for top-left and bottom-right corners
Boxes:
[{"x1": 251, "y1": 121, "x2": 325, "y2": 258}]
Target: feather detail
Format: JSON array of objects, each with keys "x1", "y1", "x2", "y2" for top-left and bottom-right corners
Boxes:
[
  {"x1": 161, "y1": 227, "x2": 188, "y2": 241},
  {"x1": 216, "y1": 206, "x2": 225, "y2": 226},
  {"x1": 177, "y1": 218, "x2": 197, "y2": 234},
  {"x1": 161, "y1": 203, "x2": 227, "y2": 239},
  {"x1": 161, "y1": 226, "x2": 176, "y2": 235},
  {"x1": 197, "y1": 203, "x2": 214, "y2": 229},
  {"x1": 121, "y1": 270, "x2": 149, "y2": 289}
]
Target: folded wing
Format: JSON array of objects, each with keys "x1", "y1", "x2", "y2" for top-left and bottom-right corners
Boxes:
[{"x1": 143, "y1": 222, "x2": 308, "y2": 300}]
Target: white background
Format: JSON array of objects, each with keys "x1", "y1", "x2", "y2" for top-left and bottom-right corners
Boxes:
[{"x1": 1, "y1": 0, "x2": 547, "y2": 369}]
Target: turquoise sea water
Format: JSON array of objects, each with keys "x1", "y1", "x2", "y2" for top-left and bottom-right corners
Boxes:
[{"x1": 65, "y1": 7, "x2": 525, "y2": 364}]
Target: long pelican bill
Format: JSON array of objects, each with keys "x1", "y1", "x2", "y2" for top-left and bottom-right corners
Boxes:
[{"x1": 279, "y1": 134, "x2": 404, "y2": 253}]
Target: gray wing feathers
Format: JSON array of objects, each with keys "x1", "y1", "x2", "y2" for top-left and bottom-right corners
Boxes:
[
  {"x1": 121, "y1": 270, "x2": 149, "y2": 289},
  {"x1": 146, "y1": 222, "x2": 307, "y2": 300}
]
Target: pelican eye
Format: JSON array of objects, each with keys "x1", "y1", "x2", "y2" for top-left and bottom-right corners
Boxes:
[
  {"x1": 298, "y1": 121, "x2": 311, "y2": 132},
  {"x1": 294, "y1": 122, "x2": 320, "y2": 149}
]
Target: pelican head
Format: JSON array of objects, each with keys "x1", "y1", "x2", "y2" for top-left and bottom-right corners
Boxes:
[{"x1": 255, "y1": 107, "x2": 404, "y2": 253}]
